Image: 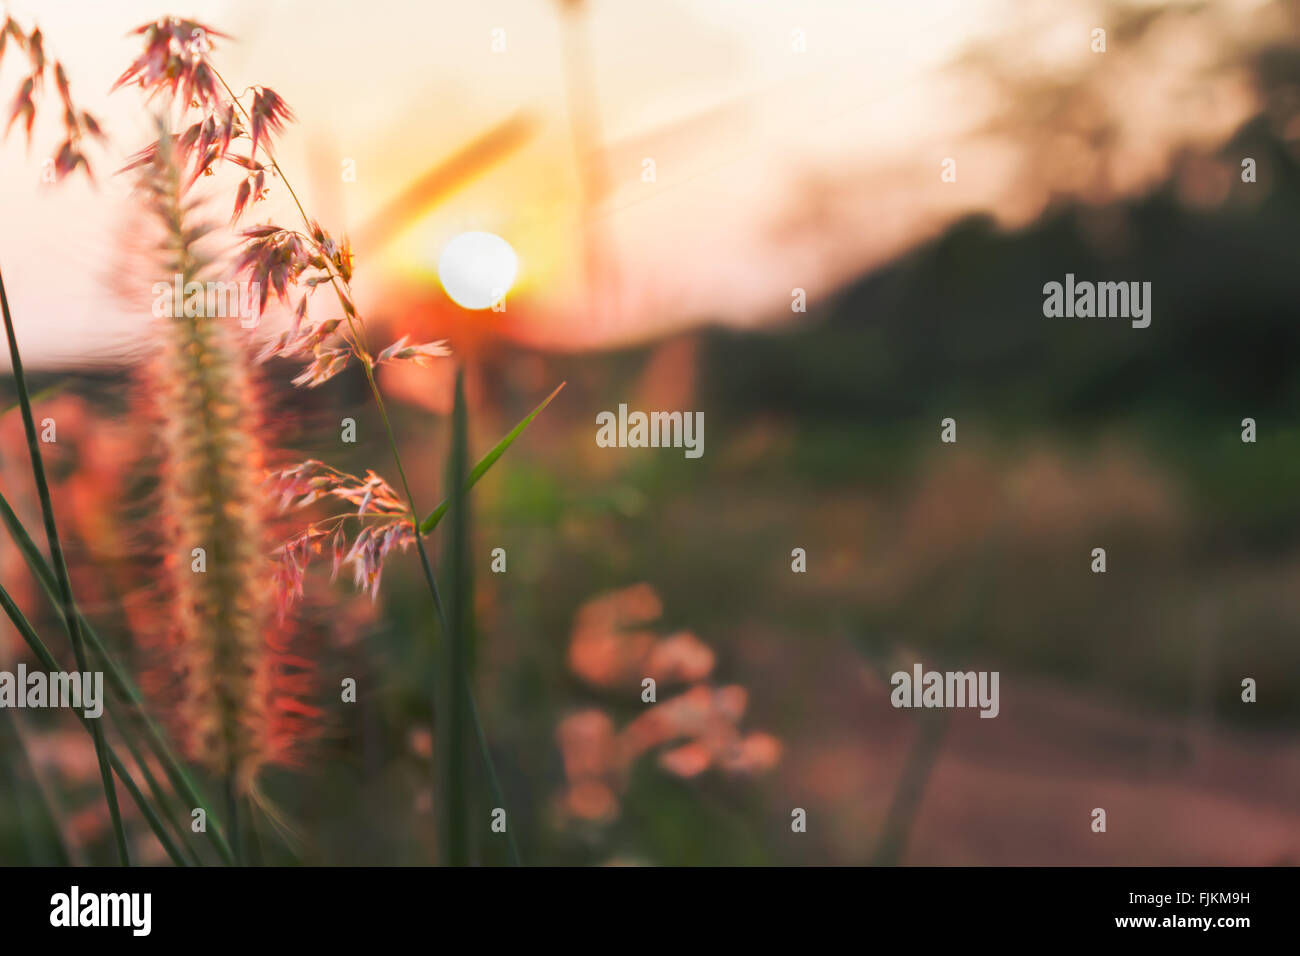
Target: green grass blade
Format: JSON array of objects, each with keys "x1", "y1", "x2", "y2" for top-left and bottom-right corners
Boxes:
[
  {"x1": 438, "y1": 367, "x2": 471, "y2": 866},
  {"x1": 409, "y1": 528, "x2": 522, "y2": 866},
  {"x1": 0, "y1": 264, "x2": 130, "y2": 865},
  {"x1": 466, "y1": 682, "x2": 521, "y2": 865},
  {"x1": 434, "y1": 372, "x2": 522, "y2": 865},
  {"x1": 2, "y1": 379, "x2": 72, "y2": 415},
  {"x1": 0, "y1": 488, "x2": 236, "y2": 865},
  {"x1": 0, "y1": 581, "x2": 187, "y2": 866},
  {"x1": 108, "y1": 706, "x2": 205, "y2": 866},
  {"x1": 418, "y1": 381, "x2": 565, "y2": 535},
  {"x1": 1, "y1": 710, "x2": 72, "y2": 865}
]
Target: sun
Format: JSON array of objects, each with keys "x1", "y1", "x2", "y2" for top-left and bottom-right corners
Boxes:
[{"x1": 437, "y1": 231, "x2": 519, "y2": 310}]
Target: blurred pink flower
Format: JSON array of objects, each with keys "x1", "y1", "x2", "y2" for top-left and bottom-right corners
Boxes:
[{"x1": 555, "y1": 585, "x2": 780, "y2": 826}]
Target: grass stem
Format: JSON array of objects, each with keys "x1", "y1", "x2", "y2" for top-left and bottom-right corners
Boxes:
[
  {"x1": 209, "y1": 68, "x2": 527, "y2": 864},
  {"x1": 0, "y1": 263, "x2": 129, "y2": 865},
  {"x1": 0, "y1": 581, "x2": 186, "y2": 865},
  {"x1": 0, "y1": 488, "x2": 237, "y2": 864}
]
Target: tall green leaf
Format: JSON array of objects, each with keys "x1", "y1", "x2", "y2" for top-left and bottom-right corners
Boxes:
[
  {"x1": 0, "y1": 581, "x2": 186, "y2": 866},
  {"x1": 419, "y1": 382, "x2": 565, "y2": 535},
  {"x1": 0, "y1": 487, "x2": 235, "y2": 865},
  {"x1": 0, "y1": 264, "x2": 130, "y2": 865},
  {"x1": 438, "y1": 368, "x2": 471, "y2": 866}
]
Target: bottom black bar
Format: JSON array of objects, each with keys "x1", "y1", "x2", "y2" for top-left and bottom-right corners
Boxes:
[{"x1": 0, "y1": 865, "x2": 1284, "y2": 942}]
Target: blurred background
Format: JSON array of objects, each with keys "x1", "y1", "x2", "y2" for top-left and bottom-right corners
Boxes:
[{"x1": 3, "y1": 0, "x2": 1300, "y2": 865}]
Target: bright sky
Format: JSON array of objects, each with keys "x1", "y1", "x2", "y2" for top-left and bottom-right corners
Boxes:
[{"x1": 0, "y1": 0, "x2": 1273, "y2": 366}]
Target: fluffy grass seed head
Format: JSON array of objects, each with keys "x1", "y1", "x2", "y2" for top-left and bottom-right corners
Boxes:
[{"x1": 134, "y1": 123, "x2": 317, "y2": 791}]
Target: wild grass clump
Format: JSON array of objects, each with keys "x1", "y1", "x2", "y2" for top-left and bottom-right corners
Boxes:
[
  {"x1": 111, "y1": 15, "x2": 563, "y2": 865},
  {"x1": 131, "y1": 126, "x2": 318, "y2": 798},
  {"x1": 0, "y1": 12, "x2": 563, "y2": 867}
]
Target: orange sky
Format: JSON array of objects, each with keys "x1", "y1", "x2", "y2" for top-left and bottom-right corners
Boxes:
[{"x1": 0, "y1": 0, "x2": 1275, "y2": 366}]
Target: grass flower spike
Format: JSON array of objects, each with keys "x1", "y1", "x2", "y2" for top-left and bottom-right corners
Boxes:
[{"x1": 133, "y1": 124, "x2": 316, "y2": 794}]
